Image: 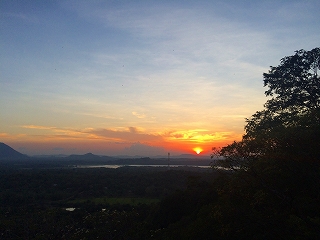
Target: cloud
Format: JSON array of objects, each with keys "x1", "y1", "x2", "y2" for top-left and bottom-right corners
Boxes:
[
  {"x1": 166, "y1": 129, "x2": 237, "y2": 143},
  {"x1": 16, "y1": 123, "x2": 242, "y2": 147},
  {"x1": 20, "y1": 125, "x2": 89, "y2": 140},
  {"x1": 77, "y1": 112, "x2": 124, "y2": 120},
  {"x1": 17, "y1": 125, "x2": 165, "y2": 143},
  {"x1": 132, "y1": 111, "x2": 146, "y2": 119},
  {"x1": 0, "y1": 132, "x2": 28, "y2": 140},
  {"x1": 71, "y1": 1, "x2": 272, "y2": 65},
  {"x1": 17, "y1": 123, "x2": 241, "y2": 145},
  {"x1": 87, "y1": 127, "x2": 163, "y2": 143},
  {"x1": 22, "y1": 125, "x2": 57, "y2": 130},
  {"x1": 0, "y1": 132, "x2": 10, "y2": 138},
  {"x1": 128, "y1": 126, "x2": 138, "y2": 133},
  {"x1": 66, "y1": 1, "x2": 271, "y2": 117}
]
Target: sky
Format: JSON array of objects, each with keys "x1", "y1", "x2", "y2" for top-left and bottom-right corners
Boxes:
[{"x1": 1, "y1": 0, "x2": 319, "y2": 156}]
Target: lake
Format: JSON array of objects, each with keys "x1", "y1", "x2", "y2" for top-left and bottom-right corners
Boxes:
[{"x1": 74, "y1": 164, "x2": 212, "y2": 169}]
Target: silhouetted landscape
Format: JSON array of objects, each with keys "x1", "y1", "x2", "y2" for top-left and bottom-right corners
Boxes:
[
  {"x1": 0, "y1": 142, "x2": 218, "y2": 239},
  {"x1": 2, "y1": 0, "x2": 319, "y2": 238},
  {"x1": 0, "y1": 142, "x2": 29, "y2": 160},
  {"x1": 0, "y1": 142, "x2": 213, "y2": 170},
  {"x1": 1, "y1": 47, "x2": 319, "y2": 238}
]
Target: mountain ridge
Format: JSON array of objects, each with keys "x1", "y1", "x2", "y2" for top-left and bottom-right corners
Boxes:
[
  {"x1": 0, "y1": 142, "x2": 29, "y2": 159},
  {"x1": 0, "y1": 142, "x2": 209, "y2": 160}
]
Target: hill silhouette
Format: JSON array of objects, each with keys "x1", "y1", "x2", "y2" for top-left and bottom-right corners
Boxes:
[
  {"x1": 67, "y1": 152, "x2": 115, "y2": 161},
  {"x1": 67, "y1": 152, "x2": 101, "y2": 159},
  {"x1": 0, "y1": 142, "x2": 29, "y2": 159}
]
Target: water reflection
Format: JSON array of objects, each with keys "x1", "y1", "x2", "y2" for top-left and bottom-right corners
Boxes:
[
  {"x1": 65, "y1": 208, "x2": 76, "y2": 212},
  {"x1": 75, "y1": 164, "x2": 211, "y2": 169}
]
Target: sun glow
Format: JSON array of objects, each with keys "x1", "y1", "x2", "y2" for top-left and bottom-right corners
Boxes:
[{"x1": 193, "y1": 147, "x2": 203, "y2": 154}]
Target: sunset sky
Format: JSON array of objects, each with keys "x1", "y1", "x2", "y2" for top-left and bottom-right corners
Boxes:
[{"x1": 1, "y1": 0, "x2": 319, "y2": 156}]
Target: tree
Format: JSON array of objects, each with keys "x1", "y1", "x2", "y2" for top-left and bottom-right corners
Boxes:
[
  {"x1": 210, "y1": 49, "x2": 320, "y2": 238},
  {"x1": 263, "y1": 48, "x2": 320, "y2": 112},
  {"x1": 215, "y1": 47, "x2": 320, "y2": 167}
]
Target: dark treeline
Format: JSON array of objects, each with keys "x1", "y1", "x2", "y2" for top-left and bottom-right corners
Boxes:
[
  {"x1": 0, "y1": 166, "x2": 217, "y2": 239},
  {"x1": 1, "y1": 161, "x2": 319, "y2": 239}
]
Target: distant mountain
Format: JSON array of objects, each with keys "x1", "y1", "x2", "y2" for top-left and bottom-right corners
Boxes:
[
  {"x1": 0, "y1": 142, "x2": 29, "y2": 160},
  {"x1": 67, "y1": 153, "x2": 115, "y2": 161},
  {"x1": 112, "y1": 155, "x2": 147, "y2": 159},
  {"x1": 32, "y1": 154, "x2": 68, "y2": 158},
  {"x1": 67, "y1": 152, "x2": 101, "y2": 159}
]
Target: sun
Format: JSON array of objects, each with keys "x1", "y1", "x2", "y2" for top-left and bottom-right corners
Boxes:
[{"x1": 193, "y1": 147, "x2": 203, "y2": 154}]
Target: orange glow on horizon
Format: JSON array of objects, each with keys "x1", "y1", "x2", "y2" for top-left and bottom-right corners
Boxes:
[
  {"x1": 2, "y1": 125, "x2": 242, "y2": 156},
  {"x1": 193, "y1": 147, "x2": 203, "y2": 154}
]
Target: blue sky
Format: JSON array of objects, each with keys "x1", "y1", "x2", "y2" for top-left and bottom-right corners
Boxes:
[{"x1": 1, "y1": 0, "x2": 319, "y2": 156}]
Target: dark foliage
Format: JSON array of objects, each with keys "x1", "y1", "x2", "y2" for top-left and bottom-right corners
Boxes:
[
  {"x1": 0, "y1": 166, "x2": 215, "y2": 239},
  {"x1": 206, "y1": 47, "x2": 320, "y2": 239}
]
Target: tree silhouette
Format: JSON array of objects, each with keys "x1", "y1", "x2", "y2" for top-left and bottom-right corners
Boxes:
[
  {"x1": 216, "y1": 47, "x2": 320, "y2": 168},
  {"x1": 208, "y1": 49, "x2": 320, "y2": 239}
]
